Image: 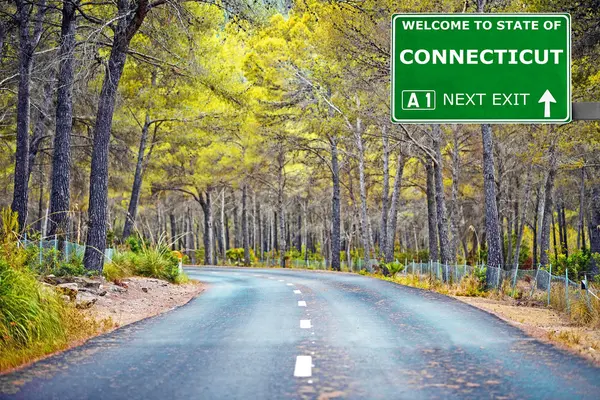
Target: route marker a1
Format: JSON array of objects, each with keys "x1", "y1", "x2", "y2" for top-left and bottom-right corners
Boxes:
[{"x1": 391, "y1": 14, "x2": 571, "y2": 124}]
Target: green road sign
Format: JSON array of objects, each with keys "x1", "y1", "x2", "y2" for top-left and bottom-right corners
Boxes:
[{"x1": 391, "y1": 14, "x2": 571, "y2": 124}]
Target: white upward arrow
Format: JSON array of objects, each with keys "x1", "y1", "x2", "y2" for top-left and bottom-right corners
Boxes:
[{"x1": 538, "y1": 90, "x2": 556, "y2": 118}]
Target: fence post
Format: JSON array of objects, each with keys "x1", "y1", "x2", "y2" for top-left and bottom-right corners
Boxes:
[
  {"x1": 496, "y1": 265, "x2": 500, "y2": 290},
  {"x1": 530, "y1": 267, "x2": 540, "y2": 297},
  {"x1": 511, "y1": 263, "x2": 519, "y2": 297},
  {"x1": 565, "y1": 268, "x2": 570, "y2": 314},
  {"x1": 584, "y1": 275, "x2": 593, "y2": 311},
  {"x1": 65, "y1": 234, "x2": 69, "y2": 261},
  {"x1": 455, "y1": 262, "x2": 458, "y2": 283},
  {"x1": 547, "y1": 264, "x2": 552, "y2": 307},
  {"x1": 39, "y1": 236, "x2": 43, "y2": 266}
]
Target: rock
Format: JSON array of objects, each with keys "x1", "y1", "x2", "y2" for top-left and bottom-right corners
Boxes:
[
  {"x1": 72, "y1": 277, "x2": 101, "y2": 290},
  {"x1": 76, "y1": 292, "x2": 98, "y2": 309},
  {"x1": 44, "y1": 275, "x2": 72, "y2": 285},
  {"x1": 57, "y1": 283, "x2": 79, "y2": 300},
  {"x1": 114, "y1": 279, "x2": 128, "y2": 288},
  {"x1": 142, "y1": 287, "x2": 149, "y2": 293},
  {"x1": 110, "y1": 285, "x2": 127, "y2": 293},
  {"x1": 61, "y1": 295, "x2": 71, "y2": 302},
  {"x1": 98, "y1": 290, "x2": 107, "y2": 296}
]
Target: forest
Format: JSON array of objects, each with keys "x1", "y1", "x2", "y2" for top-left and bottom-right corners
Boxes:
[{"x1": 0, "y1": 0, "x2": 599, "y2": 282}]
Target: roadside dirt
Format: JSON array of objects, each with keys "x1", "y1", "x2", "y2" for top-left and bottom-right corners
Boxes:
[
  {"x1": 91, "y1": 277, "x2": 204, "y2": 328},
  {"x1": 456, "y1": 296, "x2": 600, "y2": 366}
]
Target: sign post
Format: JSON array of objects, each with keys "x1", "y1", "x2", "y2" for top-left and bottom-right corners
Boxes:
[{"x1": 391, "y1": 14, "x2": 571, "y2": 124}]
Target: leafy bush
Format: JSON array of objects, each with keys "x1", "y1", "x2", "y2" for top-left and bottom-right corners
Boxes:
[
  {"x1": 28, "y1": 247, "x2": 87, "y2": 277},
  {"x1": 226, "y1": 248, "x2": 256, "y2": 266},
  {"x1": 383, "y1": 261, "x2": 404, "y2": 277},
  {"x1": 125, "y1": 235, "x2": 144, "y2": 253},
  {"x1": 551, "y1": 249, "x2": 593, "y2": 279}
]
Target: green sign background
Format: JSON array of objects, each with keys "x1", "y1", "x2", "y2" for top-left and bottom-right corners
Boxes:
[{"x1": 391, "y1": 14, "x2": 571, "y2": 123}]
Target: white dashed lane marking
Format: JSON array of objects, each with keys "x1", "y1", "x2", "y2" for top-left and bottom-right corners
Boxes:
[
  {"x1": 300, "y1": 320, "x2": 312, "y2": 329},
  {"x1": 294, "y1": 356, "x2": 312, "y2": 377},
  {"x1": 298, "y1": 301, "x2": 307, "y2": 307},
  {"x1": 293, "y1": 290, "x2": 302, "y2": 294},
  {"x1": 286, "y1": 283, "x2": 294, "y2": 286}
]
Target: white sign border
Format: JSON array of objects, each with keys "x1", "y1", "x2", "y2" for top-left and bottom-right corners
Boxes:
[{"x1": 390, "y1": 13, "x2": 572, "y2": 124}]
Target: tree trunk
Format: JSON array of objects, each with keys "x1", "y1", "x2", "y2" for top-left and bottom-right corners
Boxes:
[
  {"x1": 242, "y1": 184, "x2": 250, "y2": 266},
  {"x1": 84, "y1": 1, "x2": 151, "y2": 272},
  {"x1": 199, "y1": 189, "x2": 214, "y2": 265},
  {"x1": 513, "y1": 166, "x2": 533, "y2": 267},
  {"x1": 588, "y1": 181, "x2": 600, "y2": 277},
  {"x1": 277, "y1": 147, "x2": 286, "y2": 267},
  {"x1": 578, "y1": 167, "x2": 586, "y2": 250},
  {"x1": 296, "y1": 211, "x2": 302, "y2": 251},
  {"x1": 169, "y1": 213, "x2": 176, "y2": 249},
  {"x1": 220, "y1": 190, "x2": 226, "y2": 259},
  {"x1": 355, "y1": 121, "x2": 371, "y2": 270},
  {"x1": 331, "y1": 137, "x2": 341, "y2": 271},
  {"x1": 48, "y1": 0, "x2": 77, "y2": 239},
  {"x1": 36, "y1": 163, "x2": 45, "y2": 232},
  {"x1": 257, "y1": 204, "x2": 263, "y2": 259},
  {"x1": 533, "y1": 187, "x2": 540, "y2": 267},
  {"x1": 449, "y1": 128, "x2": 462, "y2": 263},
  {"x1": 425, "y1": 160, "x2": 439, "y2": 262},
  {"x1": 481, "y1": 123, "x2": 504, "y2": 283},
  {"x1": 385, "y1": 152, "x2": 406, "y2": 262},
  {"x1": 380, "y1": 128, "x2": 390, "y2": 259},
  {"x1": 12, "y1": 0, "x2": 46, "y2": 230},
  {"x1": 552, "y1": 212, "x2": 559, "y2": 261},
  {"x1": 506, "y1": 185, "x2": 513, "y2": 266},
  {"x1": 540, "y1": 143, "x2": 558, "y2": 267},
  {"x1": 28, "y1": 76, "x2": 54, "y2": 183},
  {"x1": 122, "y1": 115, "x2": 150, "y2": 239},
  {"x1": 432, "y1": 125, "x2": 452, "y2": 274},
  {"x1": 560, "y1": 201, "x2": 568, "y2": 257}
]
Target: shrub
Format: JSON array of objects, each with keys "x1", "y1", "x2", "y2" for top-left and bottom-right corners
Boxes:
[
  {"x1": 135, "y1": 247, "x2": 180, "y2": 282},
  {"x1": 103, "y1": 246, "x2": 184, "y2": 283},
  {"x1": 225, "y1": 248, "x2": 256, "y2": 266},
  {"x1": 383, "y1": 261, "x2": 404, "y2": 277}
]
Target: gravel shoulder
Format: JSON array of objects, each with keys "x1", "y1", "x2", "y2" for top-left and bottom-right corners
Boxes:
[
  {"x1": 456, "y1": 296, "x2": 600, "y2": 366},
  {"x1": 91, "y1": 277, "x2": 205, "y2": 328}
]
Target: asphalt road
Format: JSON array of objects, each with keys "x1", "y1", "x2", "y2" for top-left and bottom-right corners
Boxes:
[{"x1": 2, "y1": 267, "x2": 600, "y2": 399}]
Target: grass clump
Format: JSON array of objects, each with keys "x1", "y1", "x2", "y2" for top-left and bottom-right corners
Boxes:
[{"x1": 103, "y1": 244, "x2": 186, "y2": 284}]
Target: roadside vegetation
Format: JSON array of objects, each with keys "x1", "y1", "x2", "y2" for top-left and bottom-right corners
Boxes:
[
  {"x1": 0, "y1": 210, "x2": 110, "y2": 371},
  {"x1": 0, "y1": 210, "x2": 189, "y2": 372},
  {"x1": 104, "y1": 236, "x2": 189, "y2": 284}
]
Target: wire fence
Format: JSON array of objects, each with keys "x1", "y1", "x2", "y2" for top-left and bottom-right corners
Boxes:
[
  {"x1": 21, "y1": 234, "x2": 115, "y2": 264},
  {"x1": 256, "y1": 255, "x2": 599, "y2": 318}
]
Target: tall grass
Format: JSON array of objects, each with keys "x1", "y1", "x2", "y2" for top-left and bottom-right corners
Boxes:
[
  {"x1": 103, "y1": 244, "x2": 186, "y2": 283},
  {"x1": 0, "y1": 209, "x2": 109, "y2": 371}
]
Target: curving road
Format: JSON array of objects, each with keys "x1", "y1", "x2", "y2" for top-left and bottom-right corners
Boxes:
[{"x1": 2, "y1": 267, "x2": 600, "y2": 399}]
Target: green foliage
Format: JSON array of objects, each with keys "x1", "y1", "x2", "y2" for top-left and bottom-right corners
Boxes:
[
  {"x1": 551, "y1": 249, "x2": 593, "y2": 279},
  {"x1": 102, "y1": 251, "x2": 137, "y2": 282},
  {"x1": 135, "y1": 247, "x2": 180, "y2": 282},
  {"x1": 27, "y1": 248, "x2": 87, "y2": 277},
  {"x1": 125, "y1": 235, "x2": 144, "y2": 253},
  {"x1": 383, "y1": 261, "x2": 404, "y2": 276},
  {"x1": 103, "y1": 246, "x2": 185, "y2": 283},
  {"x1": 0, "y1": 214, "x2": 106, "y2": 370},
  {"x1": 394, "y1": 250, "x2": 430, "y2": 263},
  {"x1": 225, "y1": 247, "x2": 256, "y2": 266}
]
